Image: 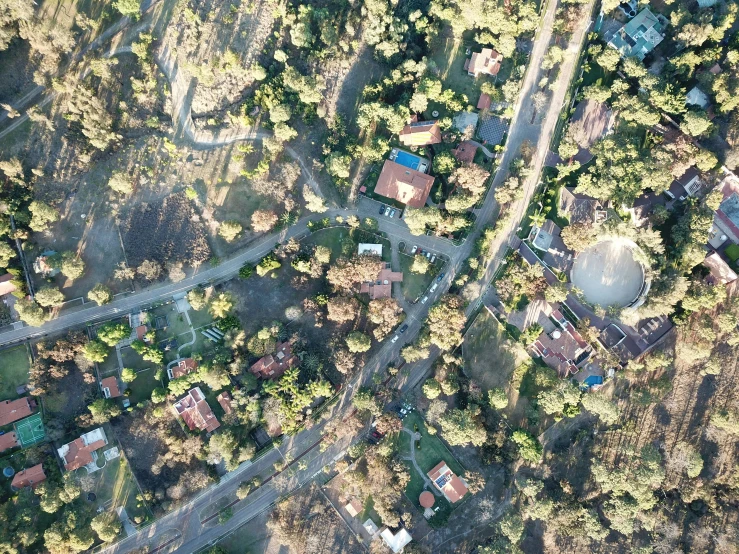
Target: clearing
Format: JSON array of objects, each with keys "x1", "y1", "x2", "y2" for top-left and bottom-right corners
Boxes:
[{"x1": 0, "y1": 345, "x2": 31, "y2": 401}]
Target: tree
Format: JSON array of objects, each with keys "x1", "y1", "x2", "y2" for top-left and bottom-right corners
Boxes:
[
  {"x1": 511, "y1": 430, "x2": 542, "y2": 463},
  {"x1": 251, "y1": 210, "x2": 278, "y2": 232},
  {"x1": 326, "y1": 255, "x2": 383, "y2": 292},
  {"x1": 426, "y1": 295, "x2": 466, "y2": 350},
  {"x1": 219, "y1": 221, "x2": 243, "y2": 242},
  {"x1": 401, "y1": 344, "x2": 429, "y2": 362},
  {"x1": 15, "y1": 298, "x2": 47, "y2": 326},
  {"x1": 595, "y1": 47, "x2": 620, "y2": 72},
  {"x1": 488, "y1": 387, "x2": 508, "y2": 410},
  {"x1": 236, "y1": 481, "x2": 252, "y2": 500},
  {"x1": 257, "y1": 253, "x2": 281, "y2": 276},
  {"x1": 368, "y1": 298, "x2": 403, "y2": 341},
  {"x1": 345, "y1": 331, "x2": 371, "y2": 353},
  {"x1": 423, "y1": 379, "x2": 442, "y2": 399},
  {"x1": 90, "y1": 512, "x2": 121, "y2": 542},
  {"x1": 0, "y1": 241, "x2": 16, "y2": 267},
  {"x1": 544, "y1": 281, "x2": 568, "y2": 303},
  {"x1": 35, "y1": 286, "x2": 65, "y2": 307},
  {"x1": 209, "y1": 292, "x2": 234, "y2": 318},
  {"x1": 136, "y1": 259, "x2": 161, "y2": 281},
  {"x1": 325, "y1": 152, "x2": 351, "y2": 179},
  {"x1": 410, "y1": 254, "x2": 430, "y2": 274},
  {"x1": 433, "y1": 151, "x2": 457, "y2": 175},
  {"x1": 680, "y1": 110, "x2": 712, "y2": 137},
  {"x1": 88, "y1": 398, "x2": 122, "y2": 423},
  {"x1": 303, "y1": 185, "x2": 327, "y2": 213},
  {"x1": 327, "y1": 296, "x2": 359, "y2": 323},
  {"x1": 580, "y1": 393, "x2": 620, "y2": 425},
  {"x1": 403, "y1": 207, "x2": 443, "y2": 235},
  {"x1": 351, "y1": 387, "x2": 382, "y2": 416},
  {"x1": 187, "y1": 288, "x2": 207, "y2": 310},
  {"x1": 151, "y1": 387, "x2": 167, "y2": 403},
  {"x1": 538, "y1": 381, "x2": 581, "y2": 415},
  {"x1": 96, "y1": 322, "x2": 131, "y2": 346},
  {"x1": 87, "y1": 284, "x2": 112, "y2": 305},
  {"x1": 498, "y1": 512, "x2": 525, "y2": 544},
  {"x1": 439, "y1": 405, "x2": 487, "y2": 446},
  {"x1": 560, "y1": 223, "x2": 597, "y2": 252},
  {"x1": 120, "y1": 368, "x2": 137, "y2": 382},
  {"x1": 83, "y1": 339, "x2": 108, "y2": 363},
  {"x1": 29, "y1": 201, "x2": 59, "y2": 232},
  {"x1": 108, "y1": 171, "x2": 133, "y2": 195}
]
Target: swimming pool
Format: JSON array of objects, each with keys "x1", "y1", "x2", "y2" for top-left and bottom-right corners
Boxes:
[{"x1": 394, "y1": 150, "x2": 422, "y2": 171}]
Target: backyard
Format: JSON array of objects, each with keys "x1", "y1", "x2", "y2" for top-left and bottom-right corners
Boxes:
[
  {"x1": 127, "y1": 368, "x2": 162, "y2": 406},
  {"x1": 0, "y1": 345, "x2": 31, "y2": 401},
  {"x1": 304, "y1": 226, "x2": 392, "y2": 262}
]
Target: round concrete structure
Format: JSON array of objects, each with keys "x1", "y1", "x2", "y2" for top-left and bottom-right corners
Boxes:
[
  {"x1": 419, "y1": 491, "x2": 435, "y2": 508},
  {"x1": 570, "y1": 239, "x2": 645, "y2": 308}
]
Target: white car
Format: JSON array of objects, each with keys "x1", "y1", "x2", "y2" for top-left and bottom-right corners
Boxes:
[
  {"x1": 391, "y1": 335, "x2": 399, "y2": 343},
  {"x1": 430, "y1": 283, "x2": 438, "y2": 293},
  {"x1": 421, "y1": 296, "x2": 429, "y2": 304},
  {"x1": 411, "y1": 245, "x2": 418, "y2": 254},
  {"x1": 430, "y1": 254, "x2": 436, "y2": 263}
]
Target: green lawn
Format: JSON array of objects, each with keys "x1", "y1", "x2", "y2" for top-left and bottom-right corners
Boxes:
[
  {"x1": 0, "y1": 345, "x2": 31, "y2": 401},
  {"x1": 119, "y1": 346, "x2": 153, "y2": 372},
  {"x1": 127, "y1": 368, "x2": 162, "y2": 405},
  {"x1": 398, "y1": 253, "x2": 437, "y2": 302},
  {"x1": 88, "y1": 450, "x2": 150, "y2": 525},
  {"x1": 150, "y1": 304, "x2": 192, "y2": 339},
  {"x1": 97, "y1": 346, "x2": 120, "y2": 378},
  {"x1": 189, "y1": 308, "x2": 214, "y2": 330},
  {"x1": 429, "y1": 36, "x2": 488, "y2": 107}
]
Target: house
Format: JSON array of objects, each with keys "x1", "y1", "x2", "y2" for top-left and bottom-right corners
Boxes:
[
  {"x1": 529, "y1": 220, "x2": 574, "y2": 272},
  {"x1": 11, "y1": 463, "x2": 46, "y2": 490},
  {"x1": 363, "y1": 518, "x2": 380, "y2": 535},
  {"x1": 477, "y1": 93, "x2": 491, "y2": 111},
  {"x1": 217, "y1": 391, "x2": 234, "y2": 415},
  {"x1": 358, "y1": 243, "x2": 383, "y2": 257},
  {"x1": 249, "y1": 342, "x2": 297, "y2": 380},
  {"x1": 57, "y1": 427, "x2": 108, "y2": 471},
  {"x1": 380, "y1": 526, "x2": 413, "y2": 553},
  {"x1": 100, "y1": 376, "x2": 122, "y2": 399},
  {"x1": 359, "y1": 262, "x2": 403, "y2": 300},
  {"x1": 559, "y1": 187, "x2": 607, "y2": 225},
  {"x1": 452, "y1": 141, "x2": 477, "y2": 164},
  {"x1": 607, "y1": 9, "x2": 668, "y2": 60},
  {"x1": 427, "y1": 461, "x2": 469, "y2": 503},
  {"x1": 465, "y1": 48, "x2": 502, "y2": 77},
  {"x1": 375, "y1": 160, "x2": 435, "y2": 208},
  {"x1": 344, "y1": 498, "x2": 363, "y2": 518},
  {"x1": 0, "y1": 274, "x2": 17, "y2": 297},
  {"x1": 703, "y1": 252, "x2": 738, "y2": 286},
  {"x1": 686, "y1": 86, "x2": 710, "y2": 110},
  {"x1": 135, "y1": 325, "x2": 149, "y2": 342},
  {"x1": 477, "y1": 114, "x2": 508, "y2": 146},
  {"x1": 0, "y1": 397, "x2": 34, "y2": 427},
  {"x1": 168, "y1": 358, "x2": 198, "y2": 380},
  {"x1": 0, "y1": 431, "x2": 19, "y2": 453},
  {"x1": 668, "y1": 167, "x2": 702, "y2": 199},
  {"x1": 711, "y1": 175, "x2": 739, "y2": 245},
  {"x1": 626, "y1": 191, "x2": 667, "y2": 228},
  {"x1": 532, "y1": 308, "x2": 593, "y2": 377},
  {"x1": 172, "y1": 387, "x2": 220, "y2": 433},
  {"x1": 398, "y1": 119, "x2": 442, "y2": 146}
]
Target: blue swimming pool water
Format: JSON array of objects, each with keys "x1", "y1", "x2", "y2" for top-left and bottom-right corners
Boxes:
[
  {"x1": 394, "y1": 150, "x2": 421, "y2": 170},
  {"x1": 583, "y1": 375, "x2": 603, "y2": 387}
]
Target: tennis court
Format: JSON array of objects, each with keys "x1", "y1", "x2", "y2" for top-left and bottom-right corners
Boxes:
[{"x1": 14, "y1": 413, "x2": 45, "y2": 447}]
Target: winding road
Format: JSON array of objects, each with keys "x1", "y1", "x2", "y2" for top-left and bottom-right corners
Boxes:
[{"x1": 0, "y1": 0, "x2": 595, "y2": 549}]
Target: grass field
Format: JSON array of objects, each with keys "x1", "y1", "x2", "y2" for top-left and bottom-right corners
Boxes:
[
  {"x1": 127, "y1": 368, "x2": 162, "y2": 405},
  {"x1": 398, "y1": 253, "x2": 437, "y2": 302},
  {"x1": 306, "y1": 227, "x2": 392, "y2": 263},
  {"x1": 97, "y1": 346, "x2": 120, "y2": 378},
  {"x1": 429, "y1": 36, "x2": 486, "y2": 108},
  {"x1": 0, "y1": 345, "x2": 31, "y2": 401},
  {"x1": 120, "y1": 347, "x2": 153, "y2": 373},
  {"x1": 90, "y1": 451, "x2": 150, "y2": 524}
]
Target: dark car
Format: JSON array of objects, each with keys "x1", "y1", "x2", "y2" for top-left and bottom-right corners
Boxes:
[
  {"x1": 399, "y1": 324, "x2": 408, "y2": 333},
  {"x1": 379, "y1": 204, "x2": 386, "y2": 215},
  {"x1": 436, "y1": 272, "x2": 445, "y2": 282}
]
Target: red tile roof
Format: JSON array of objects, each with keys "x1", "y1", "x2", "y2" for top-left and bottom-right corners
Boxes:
[
  {"x1": 0, "y1": 398, "x2": 33, "y2": 427},
  {"x1": 170, "y1": 358, "x2": 198, "y2": 379},
  {"x1": 359, "y1": 263, "x2": 403, "y2": 300},
  {"x1": 477, "y1": 93, "x2": 491, "y2": 110},
  {"x1": 466, "y1": 48, "x2": 502, "y2": 77},
  {"x1": 101, "y1": 376, "x2": 122, "y2": 398},
  {"x1": 136, "y1": 325, "x2": 148, "y2": 341},
  {"x1": 452, "y1": 142, "x2": 477, "y2": 164},
  {"x1": 427, "y1": 461, "x2": 468, "y2": 503},
  {"x1": 11, "y1": 463, "x2": 46, "y2": 489},
  {"x1": 375, "y1": 160, "x2": 435, "y2": 208},
  {"x1": 249, "y1": 342, "x2": 296, "y2": 380},
  {"x1": 59, "y1": 429, "x2": 108, "y2": 471},
  {"x1": 0, "y1": 432, "x2": 19, "y2": 453},
  {"x1": 0, "y1": 273, "x2": 17, "y2": 296},
  {"x1": 173, "y1": 387, "x2": 220, "y2": 432},
  {"x1": 217, "y1": 391, "x2": 233, "y2": 414},
  {"x1": 399, "y1": 120, "x2": 442, "y2": 146}
]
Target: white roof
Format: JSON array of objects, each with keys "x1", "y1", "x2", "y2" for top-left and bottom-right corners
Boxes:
[
  {"x1": 380, "y1": 527, "x2": 412, "y2": 553},
  {"x1": 358, "y1": 243, "x2": 383, "y2": 256},
  {"x1": 686, "y1": 86, "x2": 709, "y2": 109},
  {"x1": 363, "y1": 518, "x2": 379, "y2": 535}
]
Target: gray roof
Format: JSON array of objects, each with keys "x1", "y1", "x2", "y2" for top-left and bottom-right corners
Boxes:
[{"x1": 478, "y1": 115, "x2": 508, "y2": 146}]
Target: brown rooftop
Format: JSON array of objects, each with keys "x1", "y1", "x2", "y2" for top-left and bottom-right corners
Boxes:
[
  {"x1": 465, "y1": 48, "x2": 502, "y2": 77},
  {"x1": 359, "y1": 263, "x2": 403, "y2": 300},
  {"x1": 173, "y1": 387, "x2": 220, "y2": 433},
  {"x1": 11, "y1": 463, "x2": 46, "y2": 489},
  {"x1": 0, "y1": 432, "x2": 18, "y2": 453},
  {"x1": 452, "y1": 142, "x2": 477, "y2": 164},
  {"x1": 217, "y1": 391, "x2": 234, "y2": 414},
  {"x1": 375, "y1": 160, "x2": 434, "y2": 208},
  {"x1": 477, "y1": 93, "x2": 491, "y2": 110},
  {"x1": 101, "y1": 376, "x2": 122, "y2": 398},
  {"x1": 249, "y1": 342, "x2": 297, "y2": 380},
  {"x1": 170, "y1": 358, "x2": 198, "y2": 379},
  {"x1": 58, "y1": 428, "x2": 108, "y2": 471},
  {"x1": 427, "y1": 461, "x2": 468, "y2": 503},
  {"x1": 0, "y1": 397, "x2": 33, "y2": 427}
]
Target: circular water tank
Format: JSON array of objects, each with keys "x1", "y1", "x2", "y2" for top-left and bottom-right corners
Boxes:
[
  {"x1": 552, "y1": 330, "x2": 562, "y2": 339},
  {"x1": 3, "y1": 467, "x2": 14, "y2": 478}
]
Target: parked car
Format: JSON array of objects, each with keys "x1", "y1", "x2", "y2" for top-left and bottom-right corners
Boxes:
[
  {"x1": 430, "y1": 254, "x2": 436, "y2": 263},
  {"x1": 389, "y1": 209, "x2": 396, "y2": 217},
  {"x1": 425, "y1": 251, "x2": 432, "y2": 259},
  {"x1": 400, "y1": 324, "x2": 408, "y2": 333},
  {"x1": 391, "y1": 335, "x2": 399, "y2": 343},
  {"x1": 417, "y1": 249, "x2": 423, "y2": 256},
  {"x1": 379, "y1": 204, "x2": 386, "y2": 215},
  {"x1": 421, "y1": 296, "x2": 429, "y2": 304},
  {"x1": 411, "y1": 245, "x2": 418, "y2": 254},
  {"x1": 436, "y1": 272, "x2": 445, "y2": 282},
  {"x1": 430, "y1": 283, "x2": 438, "y2": 293}
]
